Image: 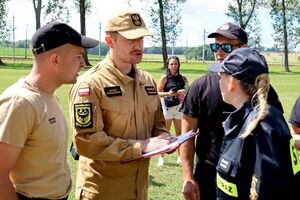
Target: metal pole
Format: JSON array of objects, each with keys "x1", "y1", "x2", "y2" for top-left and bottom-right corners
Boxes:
[
  {"x1": 12, "y1": 15, "x2": 15, "y2": 62},
  {"x1": 185, "y1": 35, "x2": 188, "y2": 63},
  {"x1": 99, "y1": 22, "x2": 101, "y2": 60},
  {"x1": 25, "y1": 24, "x2": 28, "y2": 59},
  {"x1": 202, "y1": 29, "x2": 205, "y2": 63}
]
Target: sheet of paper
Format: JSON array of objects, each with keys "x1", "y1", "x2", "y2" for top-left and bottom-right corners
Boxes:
[{"x1": 122, "y1": 130, "x2": 198, "y2": 163}]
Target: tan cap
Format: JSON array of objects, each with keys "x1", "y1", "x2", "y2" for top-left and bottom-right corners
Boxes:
[{"x1": 106, "y1": 9, "x2": 152, "y2": 39}]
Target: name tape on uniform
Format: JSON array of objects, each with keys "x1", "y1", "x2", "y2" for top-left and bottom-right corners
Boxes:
[
  {"x1": 104, "y1": 86, "x2": 122, "y2": 97},
  {"x1": 144, "y1": 86, "x2": 157, "y2": 95}
]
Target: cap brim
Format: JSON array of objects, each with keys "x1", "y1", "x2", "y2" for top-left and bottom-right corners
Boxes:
[
  {"x1": 208, "y1": 63, "x2": 224, "y2": 73},
  {"x1": 207, "y1": 31, "x2": 238, "y2": 40},
  {"x1": 80, "y1": 35, "x2": 99, "y2": 48},
  {"x1": 118, "y1": 28, "x2": 153, "y2": 39}
]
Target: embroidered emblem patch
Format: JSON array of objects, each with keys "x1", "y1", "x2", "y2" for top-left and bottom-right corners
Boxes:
[
  {"x1": 145, "y1": 86, "x2": 157, "y2": 95},
  {"x1": 250, "y1": 176, "x2": 260, "y2": 200},
  {"x1": 131, "y1": 14, "x2": 142, "y2": 26},
  {"x1": 74, "y1": 103, "x2": 93, "y2": 129},
  {"x1": 104, "y1": 86, "x2": 122, "y2": 97}
]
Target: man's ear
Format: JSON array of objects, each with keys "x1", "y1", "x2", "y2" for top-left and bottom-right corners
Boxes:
[
  {"x1": 105, "y1": 35, "x2": 114, "y2": 48},
  {"x1": 49, "y1": 53, "x2": 60, "y2": 71}
]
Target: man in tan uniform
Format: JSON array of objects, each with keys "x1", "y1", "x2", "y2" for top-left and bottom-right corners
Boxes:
[
  {"x1": 0, "y1": 22, "x2": 99, "y2": 200},
  {"x1": 69, "y1": 9, "x2": 174, "y2": 200}
]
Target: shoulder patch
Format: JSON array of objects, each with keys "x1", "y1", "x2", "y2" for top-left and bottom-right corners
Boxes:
[
  {"x1": 74, "y1": 103, "x2": 93, "y2": 129},
  {"x1": 78, "y1": 87, "x2": 90, "y2": 96},
  {"x1": 250, "y1": 176, "x2": 260, "y2": 200},
  {"x1": 145, "y1": 86, "x2": 157, "y2": 95},
  {"x1": 104, "y1": 86, "x2": 122, "y2": 97}
]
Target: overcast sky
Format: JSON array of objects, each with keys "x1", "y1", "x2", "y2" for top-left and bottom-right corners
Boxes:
[{"x1": 8, "y1": 0, "x2": 276, "y2": 48}]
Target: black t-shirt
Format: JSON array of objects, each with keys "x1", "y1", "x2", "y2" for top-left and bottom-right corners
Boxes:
[
  {"x1": 180, "y1": 72, "x2": 284, "y2": 167},
  {"x1": 181, "y1": 72, "x2": 234, "y2": 167},
  {"x1": 289, "y1": 95, "x2": 300, "y2": 127}
]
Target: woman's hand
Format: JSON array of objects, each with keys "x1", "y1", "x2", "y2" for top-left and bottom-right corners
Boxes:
[
  {"x1": 177, "y1": 89, "x2": 186, "y2": 96},
  {"x1": 167, "y1": 88, "x2": 177, "y2": 96}
]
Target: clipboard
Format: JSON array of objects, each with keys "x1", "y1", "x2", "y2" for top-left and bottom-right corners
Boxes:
[{"x1": 122, "y1": 130, "x2": 198, "y2": 163}]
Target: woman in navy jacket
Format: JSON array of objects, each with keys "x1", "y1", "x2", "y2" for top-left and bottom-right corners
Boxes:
[{"x1": 215, "y1": 48, "x2": 300, "y2": 200}]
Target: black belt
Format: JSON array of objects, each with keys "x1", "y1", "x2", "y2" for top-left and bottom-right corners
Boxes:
[{"x1": 17, "y1": 193, "x2": 68, "y2": 200}]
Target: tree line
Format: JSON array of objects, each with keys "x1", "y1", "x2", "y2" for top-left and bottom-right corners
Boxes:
[{"x1": 1, "y1": 39, "x2": 290, "y2": 63}]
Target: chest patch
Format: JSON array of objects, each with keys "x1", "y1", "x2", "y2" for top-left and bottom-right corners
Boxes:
[
  {"x1": 74, "y1": 103, "x2": 93, "y2": 129},
  {"x1": 218, "y1": 157, "x2": 232, "y2": 173},
  {"x1": 104, "y1": 86, "x2": 122, "y2": 97},
  {"x1": 48, "y1": 117, "x2": 56, "y2": 124},
  {"x1": 144, "y1": 86, "x2": 157, "y2": 95}
]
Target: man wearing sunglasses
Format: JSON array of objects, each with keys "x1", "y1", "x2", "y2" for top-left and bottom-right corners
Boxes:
[{"x1": 180, "y1": 22, "x2": 283, "y2": 200}]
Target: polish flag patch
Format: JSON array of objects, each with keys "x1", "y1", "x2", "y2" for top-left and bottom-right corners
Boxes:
[{"x1": 78, "y1": 87, "x2": 90, "y2": 96}]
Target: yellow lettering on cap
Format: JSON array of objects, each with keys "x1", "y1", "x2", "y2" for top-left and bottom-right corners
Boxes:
[{"x1": 217, "y1": 173, "x2": 238, "y2": 197}]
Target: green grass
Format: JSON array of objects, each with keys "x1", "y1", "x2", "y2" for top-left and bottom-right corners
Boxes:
[
  {"x1": 0, "y1": 60, "x2": 300, "y2": 200},
  {"x1": 0, "y1": 47, "x2": 32, "y2": 57}
]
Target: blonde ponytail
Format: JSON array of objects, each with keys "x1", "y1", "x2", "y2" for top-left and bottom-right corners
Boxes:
[{"x1": 240, "y1": 74, "x2": 270, "y2": 138}]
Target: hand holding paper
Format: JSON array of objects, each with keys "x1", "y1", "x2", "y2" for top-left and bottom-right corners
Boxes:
[
  {"x1": 141, "y1": 133, "x2": 177, "y2": 153},
  {"x1": 122, "y1": 130, "x2": 198, "y2": 163}
]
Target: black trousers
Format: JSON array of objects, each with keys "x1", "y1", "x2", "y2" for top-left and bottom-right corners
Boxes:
[
  {"x1": 17, "y1": 193, "x2": 68, "y2": 200},
  {"x1": 194, "y1": 162, "x2": 217, "y2": 200}
]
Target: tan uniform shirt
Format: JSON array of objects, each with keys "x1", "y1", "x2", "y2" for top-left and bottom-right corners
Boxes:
[
  {"x1": 69, "y1": 56, "x2": 167, "y2": 200},
  {"x1": 0, "y1": 78, "x2": 71, "y2": 199}
]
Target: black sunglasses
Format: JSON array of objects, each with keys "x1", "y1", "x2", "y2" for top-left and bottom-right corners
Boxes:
[{"x1": 210, "y1": 43, "x2": 241, "y2": 53}]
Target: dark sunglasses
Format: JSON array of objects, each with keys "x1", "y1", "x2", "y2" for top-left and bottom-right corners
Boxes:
[{"x1": 210, "y1": 43, "x2": 241, "y2": 53}]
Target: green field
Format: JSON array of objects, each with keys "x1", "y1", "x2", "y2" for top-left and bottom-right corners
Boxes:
[{"x1": 0, "y1": 59, "x2": 300, "y2": 200}]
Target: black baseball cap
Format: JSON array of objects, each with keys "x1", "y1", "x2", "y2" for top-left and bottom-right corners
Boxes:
[
  {"x1": 208, "y1": 22, "x2": 248, "y2": 44},
  {"x1": 31, "y1": 21, "x2": 99, "y2": 55},
  {"x1": 211, "y1": 48, "x2": 269, "y2": 83}
]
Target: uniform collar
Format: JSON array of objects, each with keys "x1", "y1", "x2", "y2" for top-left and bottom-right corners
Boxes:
[{"x1": 224, "y1": 100, "x2": 253, "y2": 136}]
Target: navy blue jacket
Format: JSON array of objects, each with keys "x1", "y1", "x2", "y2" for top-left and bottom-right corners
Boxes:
[{"x1": 216, "y1": 101, "x2": 300, "y2": 200}]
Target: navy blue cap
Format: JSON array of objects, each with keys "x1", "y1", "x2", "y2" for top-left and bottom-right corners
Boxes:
[
  {"x1": 211, "y1": 48, "x2": 269, "y2": 83},
  {"x1": 31, "y1": 21, "x2": 99, "y2": 55},
  {"x1": 208, "y1": 22, "x2": 248, "y2": 44}
]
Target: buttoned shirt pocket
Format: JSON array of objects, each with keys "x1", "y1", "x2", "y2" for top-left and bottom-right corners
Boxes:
[
  {"x1": 146, "y1": 98, "x2": 158, "y2": 113},
  {"x1": 144, "y1": 98, "x2": 158, "y2": 131},
  {"x1": 101, "y1": 97, "x2": 130, "y2": 114},
  {"x1": 100, "y1": 97, "x2": 131, "y2": 138}
]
